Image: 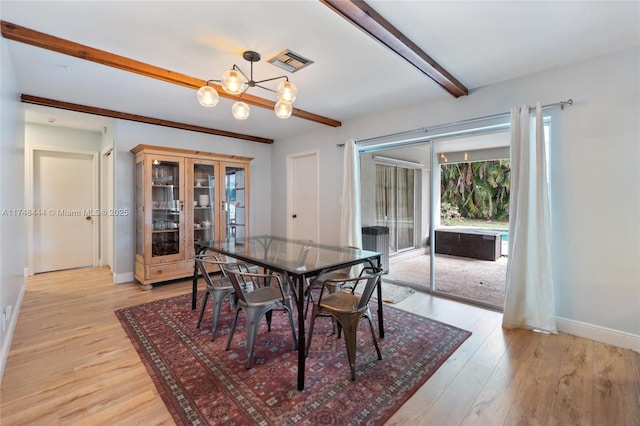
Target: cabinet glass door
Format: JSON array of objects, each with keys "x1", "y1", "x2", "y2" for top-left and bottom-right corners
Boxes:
[
  {"x1": 224, "y1": 165, "x2": 246, "y2": 240},
  {"x1": 135, "y1": 160, "x2": 143, "y2": 256},
  {"x1": 151, "y1": 160, "x2": 181, "y2": 258},
  {"x1": 192, "y1": 162, "x2": 215, "y2": 242}
]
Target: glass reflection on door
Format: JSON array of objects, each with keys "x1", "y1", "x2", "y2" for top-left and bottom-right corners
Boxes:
[
  {"x1": 375, "y1": 164, "x2": 415, "y2": 254},
  {"x1": 151, "y1": 160, "x2": 180, "y2": 257},
  {"x1": 192, "y1": 162, "x2": 214, "y2": 242},
  {"x1": 225, "y1": 166, "x2": 246, "y2": 240}
]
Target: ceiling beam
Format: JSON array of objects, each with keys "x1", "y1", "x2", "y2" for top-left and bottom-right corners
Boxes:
[
  {"x1": 320, "y1": 0, "x2": 468, "y2": 98},
  {"x1": 21, "y1": 95, "x2": 274, "y2": 144},
  {"x1": 1, "y1": 20, "x2": 342, "y2": 128}
]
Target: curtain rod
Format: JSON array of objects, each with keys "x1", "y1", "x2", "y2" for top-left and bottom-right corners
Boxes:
[{"x1": 337, "y1": 98, "x2": 573, "y2": 148}]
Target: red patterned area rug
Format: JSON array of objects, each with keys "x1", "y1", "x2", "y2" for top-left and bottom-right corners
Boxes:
[{"x1": 116, "y1": 292, "x2": 471, "y2": 425}]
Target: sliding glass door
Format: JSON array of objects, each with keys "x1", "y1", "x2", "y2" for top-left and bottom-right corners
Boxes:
[{"x1": 375, "y1": 164, "x2": 415, "y2": 254}]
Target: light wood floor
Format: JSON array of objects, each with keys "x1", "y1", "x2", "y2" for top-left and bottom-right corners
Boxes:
[{"x1": 1, "y1": 267, "x2": 638, "y2": 425}]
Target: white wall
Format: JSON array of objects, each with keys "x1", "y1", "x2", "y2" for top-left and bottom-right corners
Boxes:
[
  {"x1": 112, "y1": 120, "x2": 273, "y2": 278},
  {"x1": 0, "y1": 35, "x2": 26, "y2": 380},
  {"x1": 25, "y1": 123, "x2": 102, "y2": 152},
  {"x1": 273, "y1": 47, "x2": 640, "y2": 341}
]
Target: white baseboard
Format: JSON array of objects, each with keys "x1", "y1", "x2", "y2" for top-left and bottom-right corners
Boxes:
[
  {"x1": 113, "y1": 272, "x2": 134, "y2": 284},
  {"x1": 556, "y1": 316, "x2": 640, "y2": 353},
  {"x1": 0, "y1": 282, "x2": 26, "y2": 383}
]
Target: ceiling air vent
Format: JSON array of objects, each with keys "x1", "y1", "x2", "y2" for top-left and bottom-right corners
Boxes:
[{"x1": 267, "y1": 49, "x2": 313, "y2": 73}]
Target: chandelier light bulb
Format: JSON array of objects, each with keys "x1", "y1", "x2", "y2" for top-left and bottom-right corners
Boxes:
[
  {"x1": 196, "y1": 85, "x2": 219, "y2": 107},
  {"x1": 232, "y1": 101, "x2": 250, "y2": 120},
  {"x1": 274, "y1": 101, "x2": 292, "y2": 119},
  {"x1": 221, "y1": 69, "x2": 247, "y2": 95},
  {"x1": 276, "y1": 81, "x2": 297, "y2": 104}
]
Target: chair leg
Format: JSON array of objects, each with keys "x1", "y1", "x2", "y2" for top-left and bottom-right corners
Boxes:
[
  {"x1": 211, "y1": 291, "x2": 234, "y2": 342},
  {"x1": 265, "y1": 309, "x2": 273, "y2": 332},
  {"x1": 225, "y1": 308, "x2": 241, "y2": 351},
  {"x1": 366, "y1": 316, "x2": 382, "y2": 360},
  {"x1": 303, "y1": 286, "x2": 314, "y2": 319},
  {"x1": 305, "y1": 305, "x2": 318, "y2": 357},
  {"x1": 338, "y1": 318, "x2": 359, "y2": 381},
  {"x1": 196, "y1": 291, "x2": 210, "y2": 328},
  {"x1": 284, "y1": 299, "x2": 298, "y2": 349},
  {"x1": 210, "y1": 292, "x2": 226, "y2": 341},
  {"x1": 244, "y1": 308, "x2": 268, "y2": 369}
]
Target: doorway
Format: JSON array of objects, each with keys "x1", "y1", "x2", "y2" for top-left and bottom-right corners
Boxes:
[
  {"x1": 361, "y1": 130, "x2": 511, "y2": 309},
  {"x1": 30, "y1": 148, "x2": 98, "y2": 273},
  {"x1": 287, "y1": 150, "x2": 319, "y2": 243}
]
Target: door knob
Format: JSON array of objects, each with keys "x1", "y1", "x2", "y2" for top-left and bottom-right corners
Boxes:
[{"x1": 292, "y1": 214, "x2": 297, "y2": 218}]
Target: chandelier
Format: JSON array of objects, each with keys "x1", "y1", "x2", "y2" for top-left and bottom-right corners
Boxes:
[{"x1": 196, "y1": 50, "x2": 298, "y2": 120}]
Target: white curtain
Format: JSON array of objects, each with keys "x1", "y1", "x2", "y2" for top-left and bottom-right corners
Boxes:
[
  {"x1": 340, "y1": 139, "x2": 362, "y2": 250},
  {"x1": 503, "y1": 103, "x2": 557, "y2": 333}
]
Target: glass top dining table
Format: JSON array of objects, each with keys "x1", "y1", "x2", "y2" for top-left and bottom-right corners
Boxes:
[{"x1": 193, "y1": 235, "x2": 383, "y2": 390}]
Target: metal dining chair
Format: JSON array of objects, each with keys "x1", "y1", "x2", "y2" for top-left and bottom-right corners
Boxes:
[
  {"x1": 194, "y1": 254, "x2": 238, "y2": 341},
  {"x1": 195, "y1": 254, "x2": 258, "y2": 341},
  {"x1": 305, "y1": 267, "x2": 384, "y2": 381},
  {"x1": 222, "y1": 264, "x2": 298, "y2": 369},
  {"x1": 304, "y1": 246, "x2": 361, "y2": 318}
]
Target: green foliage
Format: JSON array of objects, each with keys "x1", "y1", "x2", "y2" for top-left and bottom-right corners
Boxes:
[
  {"x1": 441, "y1": 202, "x2": 462, "y2": 225},
  {"x1": 440, "y1": 159, "x2": 510, "y2": 221}
]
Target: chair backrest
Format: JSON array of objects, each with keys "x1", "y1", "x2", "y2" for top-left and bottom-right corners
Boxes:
[
  {"x1": 222, "y1": 265, "x2": 289, "y2": 305},
  {"x1": 319, "y1": 266, "x2": 383, "y2": 310},
  {"x1": 195, "y1": 255, "x2": 223, "y2": 287},
  {"x1": 221, "y1": 263, "x2": 252, "y2": 303},
  {"x1": 196, "y1": 254, "x2": 246, "y2": 286},
  {"x1": 353, "y1": 267, "x2": 383, "y2": 311}
]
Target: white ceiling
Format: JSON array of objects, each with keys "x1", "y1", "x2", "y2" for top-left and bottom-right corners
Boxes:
[{"x1": 2, "y1": 1, "x2": 639, "y2": 141}]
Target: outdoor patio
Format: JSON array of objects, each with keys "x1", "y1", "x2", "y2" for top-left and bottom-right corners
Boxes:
[{"x1": 383, "y1": 248, "x2": 508, "y2": 308}]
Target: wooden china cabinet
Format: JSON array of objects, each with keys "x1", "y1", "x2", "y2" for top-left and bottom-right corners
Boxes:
[{"x1": 131, "y1": 144, "x2": 252, "y2": 289}]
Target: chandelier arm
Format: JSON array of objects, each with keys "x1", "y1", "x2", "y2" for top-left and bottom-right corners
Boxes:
[
  {"x1": 233, "y1": 64, "x2": 250, "y2": 83},
  {"x1": 205, "y1": 79, "x2": 221, "y2": 85},
  {"x1": 254, "y1": 75, "x2": 289, "y2": 85},
  {"x1": 254, "y1": 84, "x2": 276, "y2": 94},
  {"x1": 237, "y1": 85, "x2": 251, "y2": 100}
]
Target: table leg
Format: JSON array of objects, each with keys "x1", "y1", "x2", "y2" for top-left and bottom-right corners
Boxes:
[
  {"x1": 192, "y1": 267, "x2": 198, "y2": 310},
  {"x1": 377, "y1": 256, "x2": 384, "y2": 338},
  {"x1": 192, "y1": 246, "x2": 207, "y2": 310},
  {"x1": 297, "y1": 275, "x2": 306, "y2": 390}
]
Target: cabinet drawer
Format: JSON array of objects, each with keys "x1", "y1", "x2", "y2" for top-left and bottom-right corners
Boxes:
[{"x1": 149, "y1": 260, "x2": 194, "y2": 282}]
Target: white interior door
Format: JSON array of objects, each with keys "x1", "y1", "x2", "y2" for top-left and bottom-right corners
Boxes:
[
  {"x1": 33, "y1": 150, "x2": 96, "y2": 273},
  {"x1": 288, "y1": 151, "x2": 319, "y2": 242}
]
